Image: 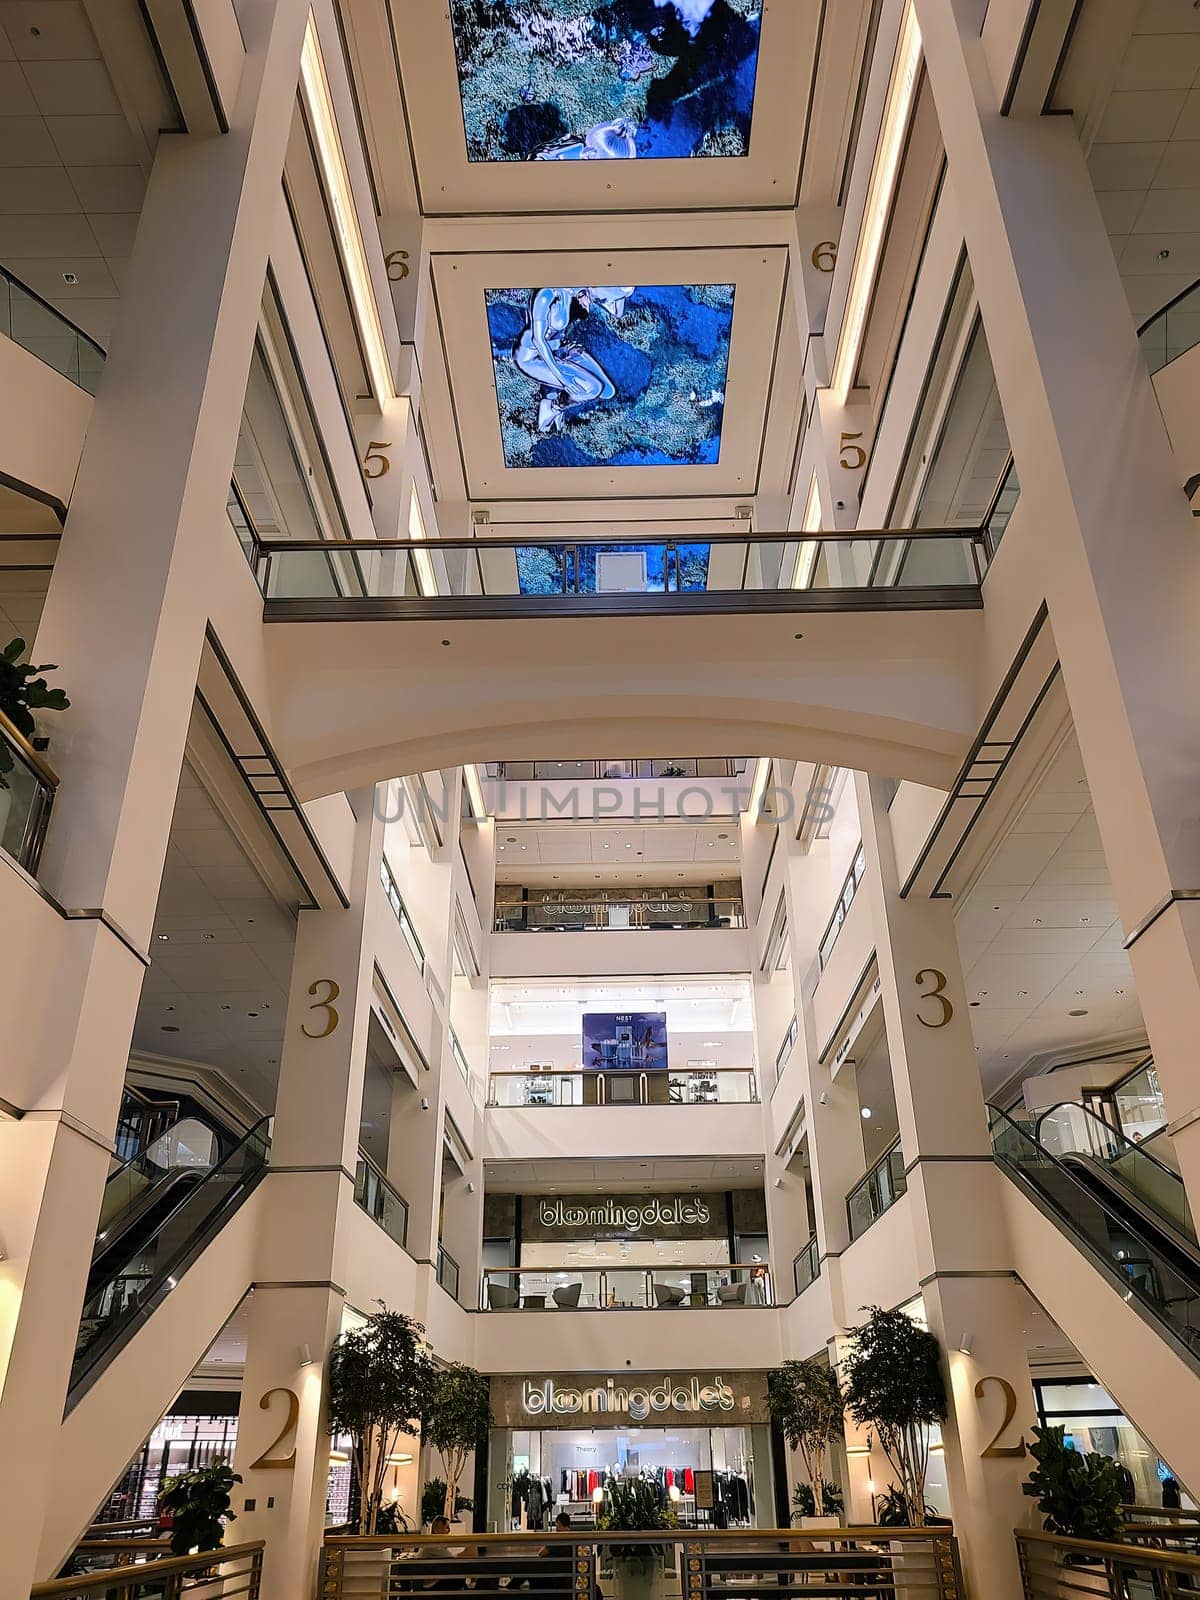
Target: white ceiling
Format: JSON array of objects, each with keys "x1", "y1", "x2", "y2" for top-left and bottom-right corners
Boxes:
[
  {"x1": 955, "y1": 733, "x2": 1142, "y2": 1092},
  {"x1": 1070, "y1": 0, "x2": 1200, "y2": 324},
  {"x1": 495, "y1": 820, "x2": 741, "y2": 882},
  {"x1": 132, "y1": 760, "x2": 299, "y2": 1112},
  {"x1": 483, "y1": 1154, "x2": 764, "y2": 1194},
  {"x1": 0, "y1": 0, "x2": 159, "y2": 344}
]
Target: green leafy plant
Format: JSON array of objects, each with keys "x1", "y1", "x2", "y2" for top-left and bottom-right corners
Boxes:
[
  {"x1": 157, "y1": 1457, "x2": 240, "y2": 1557},
  {"x1": 842, "y1": 1306, "x2": 948, "y2": 1528},
  {"x1": 598, "y1": 1476, "x2": 677, "y2": 1574},
  {"x1": 328, "y1": 1306, "x2": 434, "y2": 1535},
  {"x1": 1022, "y1": 1425, "x2": 1124, "y2": 1541},
  {"x1": 0, "y1": 638, "x2": 69, "y2": 790},
  {"x1": 875, "y1": 1485, "x2": 913, "y2": 1527},
  {"x1": 768, "y1": 1358, "x2": 846, "y2": 1518},
  {"x1": 423, "y1": 1362, "x2": 491, "y2": 1521},
  {"x1": 792, "y1": 1479, "x2": 844, "y2": 1521},
  {"x1": 375, "y1": 1500, "x2": 412, "y2": 1535},
  {"x1": 422, "y1": 1477, "x2": 473, "y2": 1527}
]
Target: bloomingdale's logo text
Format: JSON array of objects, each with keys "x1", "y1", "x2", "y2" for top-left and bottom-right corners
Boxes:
[
  {"x1": 523, "y1": 1375, "x2": 736, "y2": 1422},
  {"x1": 537, "y1": 1197, "x2": 711, "y2": 1233}
]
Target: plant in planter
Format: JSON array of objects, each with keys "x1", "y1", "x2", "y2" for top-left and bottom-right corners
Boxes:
[
  {"x1": 768, "y1": 1357, "x2": 846, "y2": 1520},
  {"x1": 0, "y1": 637, "x2": 69, "y2": 789},
  {"x1": 842, "y1": 1306, "x2": 948, "y2": 1528},
  {"x1": 598, "y1": 1476, "x2": 678, "y2": 1600},
  {"x1": 792, "y1": 1480, "x2": 845, "y2": 1521},
  {"x1": 328, "y1": 1306, "x2": 434, "y2": 1535},
  {"x1": 157, "y1": 1457, "x2": 241, "y2": 1557},
  {"x1": 422, "y1": 1477, "x2": 473, "y2": 1528},
  {"x1": 1022, "y1": 1425, "x2": 1124, "y2": 1542},
  {"x1": 423, "y1": 1362, "x2": 491, "y2": 1524}
]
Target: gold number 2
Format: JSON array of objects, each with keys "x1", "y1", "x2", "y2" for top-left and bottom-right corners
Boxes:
[
  {"x1": 250, "y1": 1387, "x2": 299, "y2": 1469},
  {"x1": 915, "y1": 968, "x2": 953, "y2": 1028},
  {"x1": 362, "y1": 440, "x2": 391, "y2": 480},
  {"x1": 301, "y1": 978, "x2": 341, "y2": 1039},
  {"x1": 976, "y1": 1376, "x2": 1028, "y2": 1459}
]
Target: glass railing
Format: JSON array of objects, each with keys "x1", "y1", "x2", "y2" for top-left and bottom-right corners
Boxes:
[
  {"x1": 380, "y1": 856, "x2": 425, "y2": 971},
  {"x1": 97, "y1": 1116, "x2": 221, "y2": 1242},
  {"x1": 1033, "y1": 1100, "x2": 1194, "y2": 1245},
  {"x1": 817, "y1": 844, "x2": 866, "y2": 969},
  {"x1": 495, "y1": 759, "x2": 745, "y2": 780},
  {"x1": 0, "y1": 264, "x2": 105, "y2": 394},
  {"x1": 71, "y1": 1118, "x2": 270, "y2": 1399},
  {"x1": 0, "y1": 709, "x2": 57, "y2": 875},
  {"x1": 255, "y1": 528, "x2": 988, "y2": 610},
  {"x1": 1139, "y1": 278, "x2": 1200, "y2": 376},
  {"x1": 436, "y1": 1244, "x2": 460, "y2": 1300},
  {"x1": 846, "y1": 1140, "x2": 907, "y2": 1241},
  {"x1": 487, "y1": 1067, "x2": 758, "y2": 1107},
  {"x1": 793, "y1": 1236, "x2": 820, "y2": 1296},
  {"x1": 353, "y1": 1154, "x2": 409, "y2": 1249},
  {"x1": 482, "y1": 1262, "x2": 772, "y2": 1311},
  {"x1": 989, "y1": 1105, "x2": 1200, "y2": 1357},
  {"x1": 495, "y1": 894, "x2": 745, "y2": 932}
]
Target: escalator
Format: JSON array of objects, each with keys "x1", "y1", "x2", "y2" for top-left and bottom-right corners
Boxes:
[
  {"x1": 988, "y1": 1104, "x2": 1200, "y2": 1492},
  {"x1": 70, "y1": 1115, "x2": 271, "y2": 1406}
]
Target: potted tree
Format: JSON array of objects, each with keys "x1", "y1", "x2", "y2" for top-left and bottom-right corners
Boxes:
[
  {"x1": 842, "y1": 1306, "x2": 947, "y2": 1528},
  {"x1": 422, "y1": 1475, "x2": 474, "y2": 1530},
  {"x1": 597, "y1": 1477, "x2": 677, "y2": 1600},
  {"x1": 792, "y1": 1481, "x2": 845, "y2": 1524},
  {"x1": 423, "y1": 1362, "x2": 491, "y2": 1525},
  {"x1": 0, "y1": 637, "x2": 69, "y2": 852},
  {"x1": 768, "y1": 1358, "x2": 846, "y2": 1527},
  {"x1": 327, "y1": 1307, "x2": 434, "y2": 1537},
  {"x1": 1022, "y1": 1425, "x2": 1123, "y2": 1546},
  {"x1": 157, "y1": 1457, "x2": 241, "y2": 1592}
]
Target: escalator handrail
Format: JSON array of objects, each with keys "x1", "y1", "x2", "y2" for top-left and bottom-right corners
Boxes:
[
  {"x1": 71, "y1": 1116, "x2": 271, "y2": 1395},
  {"x1": 104, "y1": 1108, "x2": 235, "y2": 1191},
  {"x1": 987, "y1": 1103, "x2": 1200, "y2": 1316},
  {"x1": 1031, "y1": 1099, "x2": 1184, "y2": 1186}
]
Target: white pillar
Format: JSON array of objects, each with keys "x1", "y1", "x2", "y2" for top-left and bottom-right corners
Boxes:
[
  {"x1": 914, "y1": 0, "x2": 1200, "y2": 1225},
  {"x1": 0, "y1": 5, "x2": 308, "y2": 1587}
]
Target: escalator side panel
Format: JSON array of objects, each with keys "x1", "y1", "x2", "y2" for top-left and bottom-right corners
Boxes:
[
  {"x1": 999, "y1": 1177, "x2": 1200, "y2": 1497},
  {"x1": 37, "y1": 1184, "x2": 263, "y2": 1581}
]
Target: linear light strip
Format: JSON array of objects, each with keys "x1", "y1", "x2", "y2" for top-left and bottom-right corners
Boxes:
[
  {"x1": 464, "y1": 762, "x2": 488, "y2": 821},
  {"x1": 408, "y1": 492, "x2": 438, "y2": 599},
  {"x1": 830, "y1": 0, "x2": 923, "y2": 401},
  {"x1": 300, "y1": 14, "x2": 395, "y2": 406},
  {"x1": 791, "y1": 471, "x2": 823, "y2": 590},
  {"x1": 746, "y1": 757, "x2": 771, "y2": 819}
]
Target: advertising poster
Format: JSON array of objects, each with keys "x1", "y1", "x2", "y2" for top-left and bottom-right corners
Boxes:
[{"x1": 582, "y1": 1012, "x2": 668, "y2": 1071}]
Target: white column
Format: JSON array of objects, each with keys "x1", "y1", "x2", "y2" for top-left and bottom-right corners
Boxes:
[
  {"x1": 0, "y1": 5, "x2": 308, "y2": 1587},
  {"x1": 233, "y1": 788, "x2": 383, "y2": 1599},
  {"x1": 856, "y1": 773, "x2": 1036, "y2": 1600},
  {"x1": 914, "y1": 0, "x2": 1200, "y2": 1224}
]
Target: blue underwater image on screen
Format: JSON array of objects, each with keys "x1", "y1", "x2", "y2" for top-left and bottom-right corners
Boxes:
[
  {"x1": 449, "y1": 0, "x2": 762, "y2": 163},
  {"x1": 485, "y1": 282, "x2": 734, "y2": 470},
  {"x1": 513, "y1": 540, "x2": 712, "y2": 594}
]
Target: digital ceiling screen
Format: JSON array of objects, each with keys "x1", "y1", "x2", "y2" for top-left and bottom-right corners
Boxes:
[
  {"x1": 485, "y1": 282, "x2": 734, "y2": 471},
  {"x1": 449, "y1": 0, "x2": 763, "y2": 164}
]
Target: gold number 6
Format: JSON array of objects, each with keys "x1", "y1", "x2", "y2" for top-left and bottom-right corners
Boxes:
[
  {"x1": 915, "y1": 968, "x2": 953, "y2": 1028},
  {"x1": 301, "y1": 978, "x2": 341, "y2": 1039}
]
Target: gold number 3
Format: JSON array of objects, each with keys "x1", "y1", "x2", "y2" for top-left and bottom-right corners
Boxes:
[
  {"x1": 915, "y1": 968, "x2": 953, "y2": 1028},
  {"x1": 250, "y1": 1387, "x2": 299, "y2": 1470},
  {"x1": 976, "y1": 1376, "x2": 1027, "y2": 1459},
  {"x1": 301, "y1": 978, "x2": 341, "y2": 1039}
]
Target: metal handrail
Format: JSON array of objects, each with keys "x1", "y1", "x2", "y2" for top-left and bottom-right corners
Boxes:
[
  {"x1": 353, "y1": 1150, "x2": 410, "y2": 1249},
  {"x1": 256, "y1": 524, "x2": 987, "y2": 556},
  {"x1": 482, "y1": 1261, "x2": 773, "y2": 1310},
  {"x1": 846, "y1": 1138, "x2": 907, "y2": 1240},
  {"x1": 1137, "y1": 274, "x2": 1200, "y2": 337},
  {"x1": 32, "y1": 1540, "x2": 264, "y2": 1596},
  {"x1": 0, "y1": 705, "x2": 59, "y2": 789},
  {"x1": 1032, "y1": 1098, "x2": 1183, "y2": 1186},
  {"x1": 486, "y1": 1064, "x2": 755, "y2": 1078},
  {"x1": 793, "y1": 1235, "x2": 821, "y2": 1295},
  {"x1": 485, "y1": 1065, "x2": 759, "y2": 1108},
  {"x1": 1016, "y1": 1526, "x2": 1200, "y2": 1600}
]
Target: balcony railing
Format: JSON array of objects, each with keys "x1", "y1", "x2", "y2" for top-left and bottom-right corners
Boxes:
[
  {"x1": 818, "y1": 844, "x2": 866, "y2": 969},
  {"x1": 436, "y1": 1243, "x2": 460, "y2": 1300},
  {"x1": 495, "y1": 758, "x2": 745, "y2": 780},
  {"x1": 0, "y1": 264, "x2": 105, "y2": 395},
  {"x1": 255, "y1": 526, "x2": 987, "y2": 618},
  {"x1": 1139, "y1": 275, "x2": 1200, "y2": 376},
  {"x1": 353, "y1": 1154, "x2": 409, "y2": 1249},
  {"x1": 0, "y1": 708, "x2": 58, "y2": 876},
  {"x1": 1017, "y1": 1528, "x2": 1200, "y2": 1600},
  {"x1": 487, "y1": 1066, "x2": 758, "y2": 1107},
  {"x1": 495, "y1": 893, "x2": 745, "y2": 932},
  {"x1": 793, "y1": 1236, "x2": 820, "y2": 1296},
  {"x1": 482, "y1": 1262, "x2": 773, "y2": 1311},
  {"x1": 846, "y1": 1139, "x2": 907, "y2": 1241},
  {"x1": 31, "y1": 1540, "x2": 264, "y2": 1597}
]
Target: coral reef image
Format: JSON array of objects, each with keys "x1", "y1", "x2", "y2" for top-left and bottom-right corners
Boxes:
[
  {"x1": 514, "y1": 539, "x2": 711, "y2": 594},
  {"x1": 449, "y1": 0, "x2": 762, "y2": 162},
  {"x1": 485, "y1": 282, "x2": 735, "y2": 470}
]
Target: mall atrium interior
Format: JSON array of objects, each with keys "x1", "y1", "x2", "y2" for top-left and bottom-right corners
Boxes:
[{"x1": 3, "y1": 1, "x2": 1200, "y2": 1597}]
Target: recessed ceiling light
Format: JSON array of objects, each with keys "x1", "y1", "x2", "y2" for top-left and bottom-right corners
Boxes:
[
  {"x1": 62, "y1": 271, "x2": 77, "y2": 285},
  {"x1": 161, "y1": 1025, "x2": 180, "y2": 1033},
  {"x1": 1069, "y1": 1008, "x2": 1089, "y2": 1017}
]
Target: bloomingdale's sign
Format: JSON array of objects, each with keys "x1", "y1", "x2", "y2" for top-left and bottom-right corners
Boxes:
[
  {"x1": 525, "y1": 1375, "x2": 735, "y2": 1422},
  {"x1": 490, "y1": 1372, "x2": 769, "y2": 1430},
  {"x1": 535, "y1": 1196, "x2": 712, "y2": 1235}
]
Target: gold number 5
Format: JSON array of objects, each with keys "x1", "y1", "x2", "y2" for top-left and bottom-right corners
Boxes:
[
  {"x1": 915, "y1": 968, "x2": 953, "y2": 1029},
  {"x1": 301, "y1": 978, "x2": 341, "y2": 1039},
  {"x1": 362, "y1": 440, "x2": 391, "y2": 480}
]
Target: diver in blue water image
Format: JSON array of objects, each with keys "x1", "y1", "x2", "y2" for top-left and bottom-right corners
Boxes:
[
  {"x1": 535, "y1": 117, "x2": 638, "y2": 161},
  {"x1": 513, "y1": 285, "x2": 634, "y2": 434}
]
